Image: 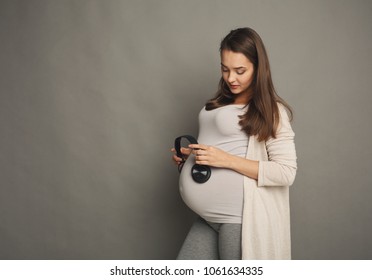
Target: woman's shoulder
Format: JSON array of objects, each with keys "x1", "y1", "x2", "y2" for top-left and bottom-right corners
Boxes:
[
  {"x1": 275, "y1": 102, "x2": 294, "y2": 134},
  {"x1": 276, "y1": 102, "x2": 292, "y2": 122},
  {"x1": 277, "y1": 102, "x2": 287, "y2": 113}
]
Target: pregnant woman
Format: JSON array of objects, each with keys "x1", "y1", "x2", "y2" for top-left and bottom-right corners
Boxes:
[{"x1": 172, "y1": 27, "x2": 297, "y2": 260}]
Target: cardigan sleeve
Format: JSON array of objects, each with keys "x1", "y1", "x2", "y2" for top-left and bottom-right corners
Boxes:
[{"x1": 257, "y1": 104, "x2": 297, "y2": 187}]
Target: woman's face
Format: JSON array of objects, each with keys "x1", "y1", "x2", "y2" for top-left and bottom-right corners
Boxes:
[{"x1": 220, "y1": 49, "x2": 255, "y2": 104}]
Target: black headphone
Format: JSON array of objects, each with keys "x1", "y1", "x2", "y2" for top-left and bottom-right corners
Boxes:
[{"x1": 174, "y1": 135, "x2": 211, "y2": 184}]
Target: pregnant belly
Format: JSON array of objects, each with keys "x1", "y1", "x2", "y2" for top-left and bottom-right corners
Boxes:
[{"x1": 179, "y1": 155, "x2": 244, "y2": 223}]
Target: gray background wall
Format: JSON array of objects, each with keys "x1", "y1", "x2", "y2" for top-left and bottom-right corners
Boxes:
[{"x1": 0, "y1": 0, "x2": 371, "y2": 260}]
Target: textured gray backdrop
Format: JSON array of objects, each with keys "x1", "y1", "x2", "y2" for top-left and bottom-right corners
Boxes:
[{"x1": 0, "y1": 0, "x2": 371, "y2": 259}]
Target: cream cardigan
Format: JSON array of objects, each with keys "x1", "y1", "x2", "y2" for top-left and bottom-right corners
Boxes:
[{"x1": 241, "y1": 104, "x2": 297, "y2": 259}]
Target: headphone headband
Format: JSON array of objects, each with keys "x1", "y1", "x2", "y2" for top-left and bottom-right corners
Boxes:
[{"x1": 174, "y1": 135, "x2": 198, "y2": 159}]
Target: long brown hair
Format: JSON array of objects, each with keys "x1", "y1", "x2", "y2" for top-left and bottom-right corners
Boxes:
[{"x1": 206, "y1": 27, "x2": 293, "y2": 142}]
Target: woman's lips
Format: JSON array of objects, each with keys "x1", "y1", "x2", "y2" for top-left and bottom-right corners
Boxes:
[{"x1": 230, "y1": 85, "x2": 239, "y2": 89}]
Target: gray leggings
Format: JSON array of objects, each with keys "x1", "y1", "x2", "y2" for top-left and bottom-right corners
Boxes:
[{"x1": 176, "y1": 217, "x2": 242, "y2": 260}]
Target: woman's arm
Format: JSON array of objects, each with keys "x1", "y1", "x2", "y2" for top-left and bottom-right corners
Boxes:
[{"x1": 256, "y1": 105, "x2": 297, "y2": 187}]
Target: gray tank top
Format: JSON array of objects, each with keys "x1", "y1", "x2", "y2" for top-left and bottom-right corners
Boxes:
[{"x1": 179, "y1": 104, "x2": 248, "y2": 223}]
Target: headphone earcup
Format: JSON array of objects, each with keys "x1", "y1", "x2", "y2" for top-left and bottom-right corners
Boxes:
[{"x1": 191, "y1": 164, "x2": 211, "y2": 183}]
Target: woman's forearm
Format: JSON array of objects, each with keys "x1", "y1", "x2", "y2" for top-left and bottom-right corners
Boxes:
[{"x1": 225, "y1": 154, "x2": 259, "y2": 180}]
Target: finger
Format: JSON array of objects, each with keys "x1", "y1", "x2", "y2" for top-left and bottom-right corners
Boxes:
[
  {"x1": 172, "y1": 155, "x2": 183, "y2": 162},
  {"x1": 188, "y1": 144, "x2": 200, "y2": 150},
  {"x1": 192, "y1": 149, "x2": 205, "y2": 156},
  {"x1": 180, "y1": 147, "x2": 192, "y2": 155},
  {"x1": 192, "y1": 149, "x2": 201, "y2": 155},
  {"x1": 171, "y1": 147, "x2": 190, "y2": 157},
  {"x1": 195, "y1": 159, "x2": 209, "y2": 165},
  {"x1": 173, "y1": 155, "x2": 182, "y2": 161},
  {"x1": 195, "y1": 155, "x2": 208, "y2": 161},
  {"x1": 189, "y1": 144, "x2": 208, "y2": 150}
]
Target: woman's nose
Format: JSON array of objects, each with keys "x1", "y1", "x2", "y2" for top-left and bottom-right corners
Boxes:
[{"x1": 228, "y1": 73, "x2": 236, "y2": 83}]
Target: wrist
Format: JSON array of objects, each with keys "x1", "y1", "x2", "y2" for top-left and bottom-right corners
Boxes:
[{"x1": 224, "y1": 153, "x2": 236, "y2": 169}]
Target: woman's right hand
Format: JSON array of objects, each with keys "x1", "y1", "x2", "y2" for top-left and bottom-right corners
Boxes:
[{"x1": 171, "y1": 147, "x2": 192, "y2": 166}]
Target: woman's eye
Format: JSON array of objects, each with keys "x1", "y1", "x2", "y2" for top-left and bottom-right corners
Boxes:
[
  {"x1": 221, "y1": 68, "x2": 229, "y2": 72},
  {"x1": 237, "y1": 71, "x2": 245, "y2": 75}
]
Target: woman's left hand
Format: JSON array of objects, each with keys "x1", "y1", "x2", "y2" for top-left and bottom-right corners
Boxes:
[{"x1": 188, "y1": 144, "x2": 231, "y2": 168}]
